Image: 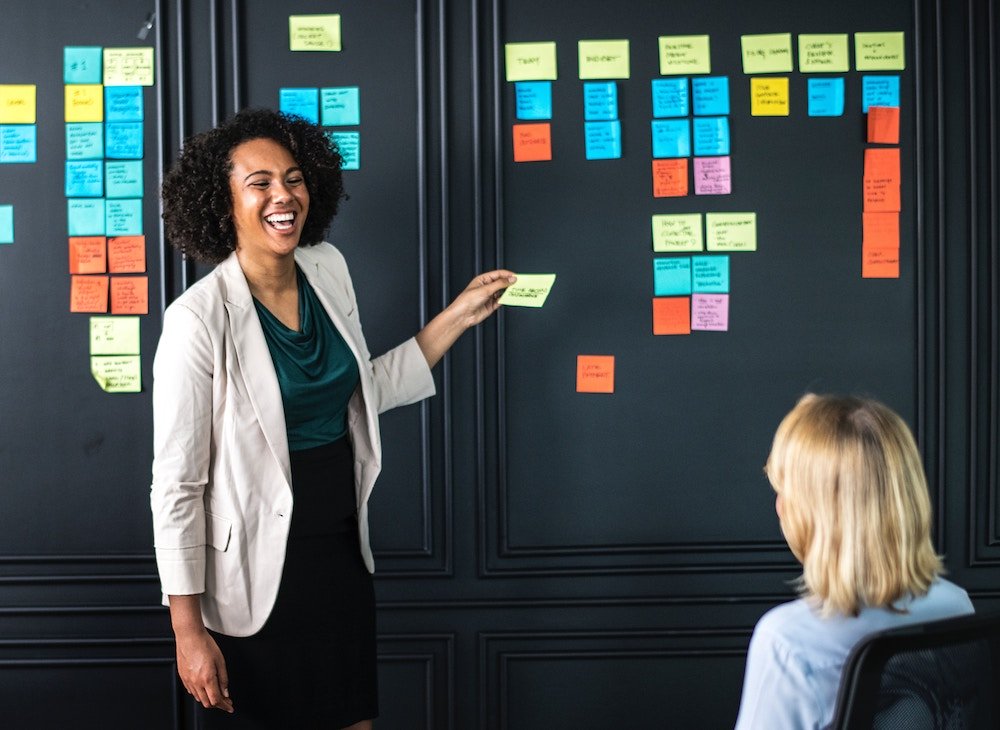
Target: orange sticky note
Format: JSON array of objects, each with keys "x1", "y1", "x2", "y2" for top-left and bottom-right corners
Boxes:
[
  {"x1": 68, "y1": 236, "x2": 107, "y2": 274},
  {"x1": 652, "y1": 297, "x2": 691, "y2": 335},
  {"x1": 652, "y1": 159, "x2": 688, "y2": 197},
  {"x1": 512, "y1": 123, "x2": 552, "y2": 162},
  {"x1": 867, "y1": 106, "x2": 900, "y2": 144},
  {"x1": 862, "y1": 212, "x2": 900, "y2": 248},
  {"x1": 576, "y1": 355, "x2": 615, "y2": 393},
  {"x1": 71, "y1": 275, "x2": 109, "y2": 313},
  {"x1": 862, "y1": 246, "x2": 900, "y2": 278},
  {"x1": 108, "y1": 235, "x2": 146, "y2": 273},
  {"x1": 863, "y1": 148, "x2": 901, "y2": 212},
  {"x1": 864, "y1": 147, "x2": 900, "y2": 180},
  {"x1": 110, "y1": 276, "x2": 149, "y2": 314},
  {"x1": 863, "y1": 177, "x2": 901, "y2": 212}
]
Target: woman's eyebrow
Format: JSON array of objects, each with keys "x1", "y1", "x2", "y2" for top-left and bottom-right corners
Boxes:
[{"x1": 242, "y1": 166, "x2": 302, "y2": 182}]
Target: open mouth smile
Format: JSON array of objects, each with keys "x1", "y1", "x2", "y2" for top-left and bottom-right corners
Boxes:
[{"x1": 264, "y1": 211, "x2": 296, "y2": 231}]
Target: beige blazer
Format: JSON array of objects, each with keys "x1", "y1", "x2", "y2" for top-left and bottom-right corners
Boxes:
[{"x1": 150, "y1": 243, "x2": 435, "y2": 636}]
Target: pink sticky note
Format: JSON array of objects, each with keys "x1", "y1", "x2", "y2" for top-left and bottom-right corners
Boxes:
[
  {"x1": 691, "y1": 293, "x2": 729, "y2": 331},
  {"x1": 694, "y1": 156, "x2": 731, "y2": 195}
]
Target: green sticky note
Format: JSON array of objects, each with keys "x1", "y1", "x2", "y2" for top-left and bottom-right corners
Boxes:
[
  {"x1": 855, "y1": 32, "x2": 905, "y2": 71},
  {"x1": 504, "y1": 42, "x2": 557, "y2": 81},
  {"x1": 706, "y1": 213, "x2": 757, "y2": 251},
  {"x1": 658, "y1": 35, "x2": 711, "y2": 75},
  {"x1": 578, "y1": 40, "x2": 630, "y2": 80},
  {"x1": 91, "y1": 355, "x2": 141, "y2": 392},
  {"x1": 498, "y1": 274, "x2": 556, "y2": 307},
  {"x1": 289, "y1": 15, "x2": 342, "y2": 52},
  {"x1": 741, "y1": 33, "x2": 794, "y2": 74},
  {"x1": 798, "y1": 34, "x2": 849, "y2": 73},
  {"x1": 103, "y1": 48, "x2": 154, "y2": 86},
  {"x1": 652, "y1": 214, "x2": 703, "y2": 252},
  {"x1": 90, "y1": 316, "x2": 140, "y2": 355}
]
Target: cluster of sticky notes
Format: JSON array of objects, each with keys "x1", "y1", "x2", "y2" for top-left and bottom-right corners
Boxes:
[
  {"x1": 89, "y1": 316, "x2": 141, "y2": 392},
  {"x1": 0, "y1": 85, "x2": 37, "y2": 164},
  {"x1": 862, "y1": 108, "x2": 902, "y2": 278},
  {"x1": 506, "y1": 42, "x2": 557, "y2": 162},
  {"x1": 498, "y1": 274, "x2": 556, "y2": 307},
  {"x1": 576, "y1": 355, "x2": 614, "y2": 393},
  {"x1": 583, "y1": 81, "x2": 621, "y2": 159},
  {"x1": 652, "y1": 213, "x2": 756, "y2": 253},
  {"x1": 289, "y1": 14, "x2": 342, "y2": 52},
  {"x1": 278, "y1": 87, "x2": 361, "y2": 170}
]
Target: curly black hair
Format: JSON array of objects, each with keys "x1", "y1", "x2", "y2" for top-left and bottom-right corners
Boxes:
[{"x1": 161, "y1": 108, "x2": 346, "y2": 264}]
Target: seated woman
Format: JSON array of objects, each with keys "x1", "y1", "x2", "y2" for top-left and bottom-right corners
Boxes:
[{"x1": 734, "y1": 394, "x2": 973, "y2": 730}]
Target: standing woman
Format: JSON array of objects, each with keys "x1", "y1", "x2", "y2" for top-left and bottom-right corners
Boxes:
[{"x1": 151, "y1": 108, "x2": 514, "y2": 728}]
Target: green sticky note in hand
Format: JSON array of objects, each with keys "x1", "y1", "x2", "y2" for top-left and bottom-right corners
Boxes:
[{"x1": 498, "y1": 273, "x2": 556, "y2": 308}]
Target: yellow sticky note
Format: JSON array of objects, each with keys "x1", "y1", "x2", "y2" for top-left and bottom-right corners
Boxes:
[
  {"x1": 103, "y1": 47, "x2": 154, "y2": 86},
  {"x1": 289, "y1": 15, "x2": 342, "y2": 52},
  {"x1": 65, "y1": 84, "x2": 104, "y2": 122},
  {"x1": 741, "y1": 33, "x2": 794, "y2": 74},
  {"x1": 90, "y1": 316, "x2": 140, "y2": 355},
  {"x1": 855, "y1": 32, "x2": 905, "y2": 71},
  {"x1": 798, "y1": 34, "x2": 850, "y2": 73},
  {"x1": 652, "y1": 214, "x2": 703, "y2": 252},
  {"x1": 0, "y1": 85, "x2": 36, "y2": 124},
  {"x1": 658, "y1": 35, "x2": 711, "y2": 75},
  {"x1": 706, "y1": 213, "x2": 757, "y2": 251},
  {"x1": 578, "y1": 40, "x2": 630, "y2": 80},
  {"x1": 498, "y1": 274, "x2": 556, "y2": 307},
  {"x1": 91, "y1": 355, "x2": 141, "y2": 393},
  {"x1": 504, "y1": 42, "x2": 558, "y2": 81},
  {"x1": 750, "y1": 77, "x2": 789, "y2": 116}
]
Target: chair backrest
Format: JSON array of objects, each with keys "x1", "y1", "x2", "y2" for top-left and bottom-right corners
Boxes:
[{"x1": 828, "y1": 611, "x2": 1000, "y2": 730}]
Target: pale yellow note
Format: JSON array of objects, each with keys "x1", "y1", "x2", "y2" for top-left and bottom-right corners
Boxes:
[
  {"x1": 578, "y1": 40, "x2": 630, "y2": 80},
  {"x1": 65, "y1": 85, "x2": 104, "y2": 122},
  {"x1": 0, "y1": 85, "x2": 36, "y2": 124},
  {"x1": 504, "y1": 42, "x2": 558, "y2": 81},
  {"x1": 855, "y1": 32, "x2": 905, "y2": 70},
  {"x1": 103, "y1": 47, "x2": 154, "y2": 86},
  {"x1": 706, "y1": 213, "x2": 757, "y2": 251},
  {"x1": 498, "y1": 274, "x2": 556, "y2": 307},
  {"x1": 798, "y1": 34, "x2": 849, "y2": 73},
  {"x1": 750, "y1": 77, "x2": 789, "y2": 116},
  {"x1": 289, "y1": 15, "x2": 342, "y2": 52},
  {"x1": 658, "y1": 35, "x2": 711, "y2": 75},
  {"x1": 91, "y1": 355, "x2": 141, "y2": 393},
  {"x1": 652, "y1": 214, "x2": 703, "y2": 252},
  {"x1": 741, "y1": 33, "x2": 794, "y2": 74},
  {"x1": 90, "y1": 316, "x2": 140, "y2": 356}
]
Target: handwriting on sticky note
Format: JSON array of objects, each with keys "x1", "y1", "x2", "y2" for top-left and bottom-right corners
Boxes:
[
  {"x1": 65, "y1": 85, "x2": 103, "y2": 122},
  {"x1": 741, "y1": 33, "x2": 793, "y2": 74},
  {"x1": 91, "y1": 355, "x2": 141, "y2": 393},
  {"x1": 855, "y1": 32, "x2": 905, "y2": 71},
  {"x1": 863, "y1": 148, "x2": 901, "y2": 212},
  {"x1": 867, "y1": 106, "x2": 900, "y2": 144},
  {"x1": 108, "y1": 235, "x2": 145, "y2": 273},
  {"x1": 862, "y1": 246, "x2": 900, "y2": 278},
  {"x1": 103, "y1": 48, "x2": 155, "y2": 85},
  {"x1": 691, "y1": 293, "x2": 729, "y2": 331},
  {"x1": 652, "y1": 213, "x2": 702, "y2": 252},
  {"x1": 694, "y1": 156, "x2": 731, "y2": 195},
  {"x1": 90, "y1": 316, "x2": 140, "y2": 355},
  {"x1": 71, "y1": 275, "x2": 109, "y2": 313},
  {"x1": 798, "y1": 34, "x2": 849, "y2": 73},
  {"x1": 289, "y1": 15, "x2": 341, "y2": 52},
  {"x1": 110, "y1": 276, "x2": 148, "y2": 314},
  {"x1": 652, "y1": 297, "x2": 690, "y2": 335},
  {"x1": 0, "y1": 84, "x2": 36, "y2": 124},
  {"x1": 652, "y1": 159, "x2": 688, "y2": 197},
  {"x1": 512, "y1": 123, "x2": 551, "y2": 162},
  {"x1": 498, "y1": 274, "x2": 555, "y2": 307},
  {"x1": 69, "y1": 236, "x2": 107, "y2": 274},
  {"x1": 658, "y1": 35, "x2": 711, "y2": 75},
  {"x1": 691, "y1": 255, "x2": 730, "y2": 293},
  {"x1": 578, "y1": 39, "x2": 630, "y2": 80},
  {"x1": 504, "y1": 42, "x2": 558, "y2": 81},
  {"x1": 706, "y1": 213, "x2": 757, "y2": 251},
  {"x1": 750, "y1": 77, "x2": 789, "y2": 116},
  {"x1": 576, "y1": 355, "x2": 615, "y2": 394}
]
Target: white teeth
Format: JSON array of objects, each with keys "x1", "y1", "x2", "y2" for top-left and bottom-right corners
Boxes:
[{"x1": 265, "y1": 212, "x2": 294, "y2": 223}]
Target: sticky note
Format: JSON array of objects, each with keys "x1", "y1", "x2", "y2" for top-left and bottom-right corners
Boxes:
[
  {"x1": 0, "y1": 125, "x2": 37, "y2": 163},
  {"x1": 108, "y1": 235, "x2": 146, "y2": 273},
  {"x1": 741, "y1": 33, "x2": 794, "y2": 74},
  {"x1": 512, "y1": 123, "x2": 551, "y2": 162},
  {"x1": 864, "y1": 180, "x2": 901, "y2": 212},
  {"x1": 0, "y1": 85, "x2": 36, "y2": 124},
  {"x1": 584, "y1": 121, "x2": 621, "y2": 160},
  {"x1": 65, "y1": 160, "x2": 104, "y2": 197},
  {"x1": 867, "y1": 106, "x2": 900, "y2": 144},
  {"x1": 652, "y1": 159, "x2": 688, "y2": 197},
  {"x1": 515, "y1": 82, "x2": 552, "y2": 120},
  {"x1": 583, "y1": 82, "x2": 618, "y2": 121},
  {"x1": 691, "y1": 255, "x2": 729, "y2": 293},
  {"x1": 69, "y1": 236, "x2": 107, "y2": 274},
  {"x1": 653, "y1": 257, "x2": 692, "y2": 296},
  {"x1": 578, "y1": 39, "x2": 630, "y2": 80},
  {"x1": 289, "y1": 15, "x2": 341, "y2": 52},
  {"x1": 692, "y1": 117, "x2": 729, "y2": 156},
  {"x1": 862, "y1": 76, "x2": 900, "y2": 112},
  {"x1": 576, "y1": 355, "x2": 615, "y2": 394},
  {"x1": 106, "y1": 199, "x2": 143, "y2": 236},
  {"x1": 807, "y1": 78, "x2": 845, "y2": 117},
  {"x1": 691, "y1": 294, "x2": 729, "y2": 331},
  {"x1": 104, "y1": 86, "x2": 143, "y2": 122},
  {"x1": 658, "y1": 35, "x2": 711, "y2": 75},
  {"x1": 105, "y1": 160, "x2": 143, "y2": 198},
  {"x1": 68, "y1": 199, "x2": 106, "y2": 236},
  {"x1": 67, "y1": 123, "x2": 103, "y2": 159},
  {"x1": 864, "y1": 148, "x2": 901, "y2": 211},
  {"x1": 504, "y1": 42, "x2": 558, "y2": 81},
  {"x1": 0, "y1": 205, "x2": 13, "y2": 244},
  {"x1": 70, "y1": 274, "x2": 109, "y2": 312},
  {"x1": 651, "y1": 78, "x2": 689, "y2": 118},
  {"x1": 798, "y1": 34, "x2": 849, "y2": 73},
  {"x1": 328, "y1": 132, "x2": 360, "y2": 170},
  {"x1": 855, "y1": 32, "x2": 905, "y2": 71},
  {"x1": 864, "y1": 147, "x2": 901, "y2": 180},
  {"x1": 862, "y1": 246, "x2": 900, "y2": 278},
  {"x1": 110, "y1": 275, "x2": 148, "y2": 314},
  {"x1": 66, "y1": 85, "x2": 103, "y2": 122},
  {"x1": 652, "y1": 213, "x2": 702, "y2": 252},
  {"x1": 651, "y1": 119, "x2": 690, "y2": 158},
  {"x1": 750, "y1": 77, "x2": 789, "y2": 116},
  {"x1": 64, "y1": 47, "x2": 103, "y2": 84},
  {"x1": 103, "y1": 47, "x2": 155, "y2": 85},
  {"x1": 498, "y1": 273, "x2": 556, "y2": 307},
  {"x1": 692, "y1": 77, "x2": 729, "y2": 116},
  {"x1": 91, "y1": 355, "x2": 141, "y2": 393},
  {"x1": 652, "y1": 297, "x2": 690, "y2": 335},
  {"x1": 280, "y1": 88, "x2": 320, "y2": 124},
  {"x1": 90, "y1": 316, "x2": 140, "y2": 355},
  {"x1": 105, "y1": 122, "x2": 143, "y2": 159},
  {"x1": 693, "y1": 156, "x2": 731, "y2": 195},
  {"x1": 863, "y1": 212, "x2": 900, "y2": 248},
  {"x1": 320, "y1": 87, "x2": 360, "y2": 126},
  {"x1": 706, "y1": 212, "x2": 756, "y2": 251}
]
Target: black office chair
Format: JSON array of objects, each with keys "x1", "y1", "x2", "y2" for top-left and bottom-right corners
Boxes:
[{"x1": 829, "y1": 611, "x2": 1000, "y2": 730}]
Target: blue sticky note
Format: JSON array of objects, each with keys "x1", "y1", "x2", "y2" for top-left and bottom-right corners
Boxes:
[
  {"x1": 692, "y1": 117, "x2": 730, "y2": 156},
  {"x1": 67, "y1": 123, "x2": 103, "y2": 159},
  {"x1": 0, "y1": 205, "x2": 13, "y2": 244},
  {"x1": 0, "y1": 125, "x2": 37, "y2": 163},
  {"x1": 105, "y1": 199, "x2": 143, "y2": 236},
  {"x1": 68, "y1": 198, "x2": 106, "y2": 236},
  {"x1": 320, "y1": 87, "x2": 360, "y2": 126},
  {"x1": 691, "y1": 255, "x2": 729, "y2": 293},
  {"x1": 654, "y1": 257, "x2": 692, "y2": 296},
  {"x1": 692, "y1": 77, "x2": 730, "y2": 116},
  {"x1": 328, "y1": 131, "x2": 360, "y2": 170},
  {"x1": 105, "y1": 160, "x2": 144, "y2": 198},
  {"x1": 583, "y1": 82, "x2": 618, "y2": 121},
  {"x1": 651, "y1": 119, "x2": 690, "y2": 158},
  {"x1": 515, "y1": 81, "x2": 552, "y2": 120},
  {"x1": 65, "y1": 160, "x2": 104, "y2": 197},
  {"x1": 105, "y1": 122, "x2": 143, "y2": 159},
  {"x1": 64, "y1": 46, "x2": 103, "y2": 84},
  {"x1": 808, "y1": 78, "x2": 845, "y2": 117},
  {"x1": 280, "y1": 88, "x2": 320, "y2": 124},
  {"x1": 104, "y1": 86, "x2": 143, "y2": 122},
  {"x1": 862, "y1": 75, "x2": 900, "y2": 112},
  {"x1": 584, "y1": 120, "x2": 622, "y2": 160},
  {"x1": 651, "y1": 78, "x2": 689, "y2": 118}
]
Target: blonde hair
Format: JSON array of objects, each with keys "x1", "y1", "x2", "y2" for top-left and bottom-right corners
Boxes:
[{"x1": 765, "y1": 394, "x2": 943, "y2": 617}]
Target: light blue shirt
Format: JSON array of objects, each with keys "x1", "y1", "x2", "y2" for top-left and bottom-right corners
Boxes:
[{"x1": 734, "y1": 579, "x2": 974, "y2": 730}]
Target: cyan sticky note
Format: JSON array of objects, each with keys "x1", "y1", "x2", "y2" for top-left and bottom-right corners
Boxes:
[
  {"x1": 280, "y1": 88, "x2": 320, "y2": 124},
  {"x1": 105, "y1": 199, "x2": 143, "y2": 236},
  {"x1": 0, "y1": 205, "x2": 13, "y2": 244},
  {"x1": 691, "y1": 255, "x2": 729, "y2": 293},
  {"x1": 66, "y1": 160, "x2": 104, "y2": 197},
  {"x1": 68, "y1": 198, "x2": 106, "y2": 236},
  {"x1": 105, "y1": 160, "x2": 143, "y2": 198},
  {"x1": 808, "y1": 77, "x2": 845, "y2": 117},
  {"x1": 104, "y1": 86, "x2": 143, "y2": 122},
  {"x1": 583, "y1": 82, "x2": 618, "y2": 121},
  {"x1": 692, "y1": 117, "x2": 729, "y2": 156},
  {"x1": 651, "y1": 119, "x2": 690, "y2": 158},
  {"x1": 0, "y1": 125, "x2": 37, "y2": 163},
  {"x1": 515, "y1": 81, "x2": 552, "y2": 120},
  {"x1": 320, "y1": 87, "x2": 360, "y2": 126},
  {"x1": 584, "y1": 120, "x2": 622, "y2": 160},
  {"x1": 654, "y1": 257, "x2": 692, "y2": 296},
  {"x1": 862, "y1": 75, "x2": 900, "y2": 112},
  {"x1": 67, "y1": 123, "x2": 103, "y2": 159},
  {"x1": 692, "y1": 77, "x2": 730, "y2": 116},
  {"x1": 328, "y1": 131, "x2": 359, "y2": 170},
  {"x1": 651, "y1": 78, "x2": 689, "y2": 118},
  {"x1": 64, "y1": 46, "x2": 103, "y2": 84},
  {"x1": 105, "y1": 122, "x2": 143, "y2": 159}
]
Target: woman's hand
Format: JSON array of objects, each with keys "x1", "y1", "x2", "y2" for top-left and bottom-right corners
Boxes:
[{"x1": 175, "y1": 626, "x2": 234, "y2": 713}]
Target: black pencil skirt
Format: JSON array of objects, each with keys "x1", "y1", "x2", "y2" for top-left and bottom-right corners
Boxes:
[{"x1": 199, "y1": 437, "x2": 378, "y2": 729}]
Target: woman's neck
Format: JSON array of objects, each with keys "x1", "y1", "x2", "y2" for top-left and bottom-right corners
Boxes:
[{"x1": 236, "y1": 248, "x2": 297, "y2": 298}]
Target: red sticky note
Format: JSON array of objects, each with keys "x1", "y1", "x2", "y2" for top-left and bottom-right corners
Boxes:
[
  {"x1": 110, "y1": 276, "x2": 149, "y2": 314},
  {"x1": 70, "y1": 275, "x2": 109, "y2": 313},
  {"x1": 512, "y1": 123, "x2": 552, "y2": 162},
  {"x1": 68, "y1": 236, "x2": 107, "y2": 274},
  {"x1": 576, "y1": 355, "x2": 615, "y2": 393},
  {"x1": 108, "y1": 235, "x2": 146, "y2": 273},
  {"x1": 652, "y1": 297, "x2": 691, "y2": 335},
  {"x1": 652, "y1": 159, "x2": 688, "y2": 197},
  {"x1": 862, "y1": 246, "x2": 900, "y2": 278},
  {"x1": 867, "y1": 106, "x2": 900, "y2": 144}
]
